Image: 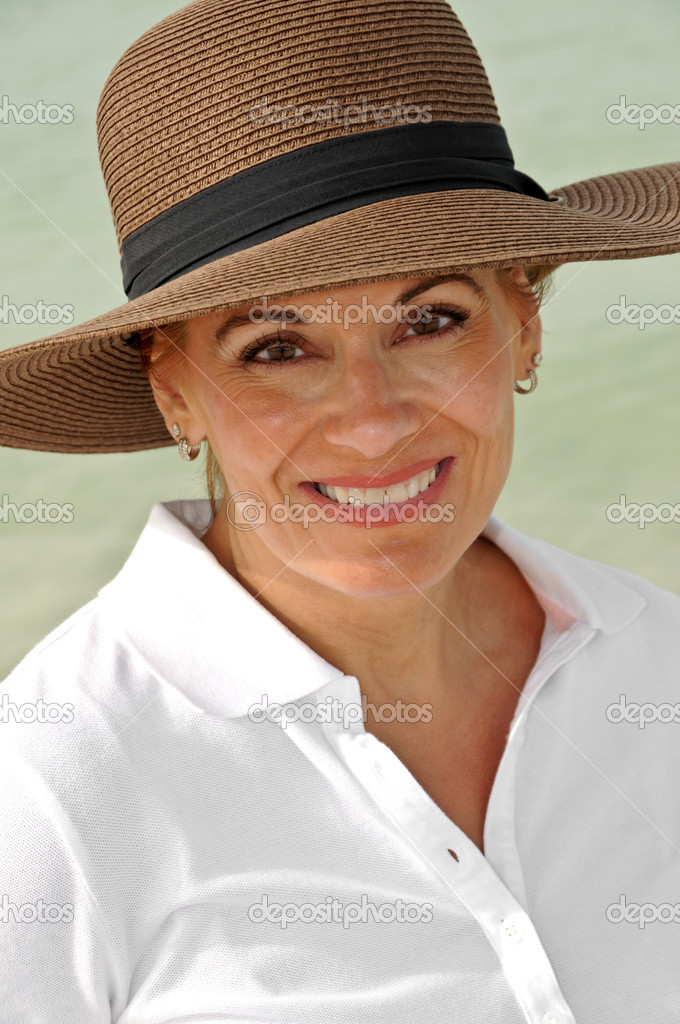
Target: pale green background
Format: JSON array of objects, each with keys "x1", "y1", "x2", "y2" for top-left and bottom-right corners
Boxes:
[{"x1": 1, "y1": 0, "x2": 679, "y2": 678}]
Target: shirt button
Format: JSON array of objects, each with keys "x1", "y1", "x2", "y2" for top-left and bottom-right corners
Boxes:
[
  {"x1": 499, "y1": 917, "x2": 524, "y2": 943},
  {"x1": 542, "y1": 1014, "x2": 565, "y2": 1024}
]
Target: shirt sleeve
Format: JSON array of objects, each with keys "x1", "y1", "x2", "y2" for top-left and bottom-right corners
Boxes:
[{"x1": 0, "y1": 745, "x2": 124, "y2": 1023}]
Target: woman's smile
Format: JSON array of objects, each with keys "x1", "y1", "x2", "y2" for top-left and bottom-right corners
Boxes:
[{"x1": 297, "y1": 455, "x2": 457, "y2": 528}]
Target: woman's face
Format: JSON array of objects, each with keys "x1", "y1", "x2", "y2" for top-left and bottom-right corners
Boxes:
[{"x1": 153, "y1": 267, "x2": 541, "y2": 597}]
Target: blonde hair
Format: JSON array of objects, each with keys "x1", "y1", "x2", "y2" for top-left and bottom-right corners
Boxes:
[{"x1": 128, "y1": 263, "x2": 560, "y2": 511}]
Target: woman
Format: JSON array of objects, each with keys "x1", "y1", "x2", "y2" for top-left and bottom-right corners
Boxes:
[{"x1": 1, "y1": 1, "x2": 679, "y2": 1021}]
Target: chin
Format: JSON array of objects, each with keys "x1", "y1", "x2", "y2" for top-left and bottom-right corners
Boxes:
[{"x1": 307, "y1": 549, "x2": 455, "y2": 599}]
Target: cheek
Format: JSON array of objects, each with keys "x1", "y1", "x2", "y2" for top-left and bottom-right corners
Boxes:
[
  {"x1": 199, "y1": 378, "x2": 310, "y2": 474},
  {"x1": 424, "y1": 339, "x2": 514, "y2": 435}
]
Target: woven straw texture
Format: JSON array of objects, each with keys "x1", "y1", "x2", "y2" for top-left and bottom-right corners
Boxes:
[
  {"x1": 97, "y1": 0, "x2": 500, "y2": 245},
  {"x1": 2, "y1": 0, "x2": 680, "y2": 452}
]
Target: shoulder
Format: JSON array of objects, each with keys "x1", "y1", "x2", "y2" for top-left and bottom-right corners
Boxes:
[
  {"x1": 527, "y1": 536, "x2": 680, "y2": 686},
  {"x1": 2, "y1": 591, "x2": 157, "y2": 709},
  {"x1": 0, "y1": 579, "x2": 202, "y2": 814},
  {"x1": 1, "y1": 498, "x2": 215, "y2": 705},
  {"x1": 485, "y1": 515, "x2": 680, "y2": 645},
  {"x1": 540, "y1": 535, "x2": 680, "y2": 620},
  {"x1": 0, "y1": 597, "x2": 174, "y2": 1020}
]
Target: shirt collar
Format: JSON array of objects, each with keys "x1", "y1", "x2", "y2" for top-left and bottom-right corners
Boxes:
[
  {"x1": 480, "y1": 515, "x2": 646, "y2": 636},
  {"x1": 97, "y1": 499, "x2": 646, "y2": 719}
]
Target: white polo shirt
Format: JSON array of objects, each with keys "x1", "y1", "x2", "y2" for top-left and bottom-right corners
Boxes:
[{"x1": 1, "y1": 499, "x2": 679, "y2": 1023}]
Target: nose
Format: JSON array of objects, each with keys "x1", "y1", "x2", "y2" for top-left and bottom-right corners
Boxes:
[{"x1": 321, "y1": 350, "x2": 423, "y2": 459}]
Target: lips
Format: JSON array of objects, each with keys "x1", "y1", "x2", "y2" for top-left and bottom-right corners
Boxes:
[
  {"x1": 314, "y1": 460, "x2": 442, "y2": 505},
  {"x1": 297, "y1": 455, "x2": 456, "y2": 526},
  {"x1": 308, "y1": 457, "x2": 450, "y2": 490}
]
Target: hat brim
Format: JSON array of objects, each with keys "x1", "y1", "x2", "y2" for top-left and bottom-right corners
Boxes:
[{"x1": 2, "y1": 161, "x2": 680, "y2": 453}]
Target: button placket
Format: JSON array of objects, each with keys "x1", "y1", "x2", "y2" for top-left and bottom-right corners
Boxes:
[
  {"x1": 500, "y1": 915, "x2": 525, "y2": 944},
  {"x1": 309, "y1": 676, "x2": 580, "y2": 1024},
  {"x1": 483, "y1": 622, "x2": 598, "y2": 899}
]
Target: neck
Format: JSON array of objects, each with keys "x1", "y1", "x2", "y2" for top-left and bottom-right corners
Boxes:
[{"x1": 201, "y1": 514, "x2": 520, "y2": 711}]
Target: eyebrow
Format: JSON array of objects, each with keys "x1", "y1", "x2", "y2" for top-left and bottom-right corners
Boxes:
[{"x1": 213, "y1": 272, "x2": 486, "y2": 344}]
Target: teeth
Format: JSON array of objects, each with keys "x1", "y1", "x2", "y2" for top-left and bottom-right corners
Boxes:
[
  {"x1": 405, "y1": 475, "x2": 420, "y2": 499},
  {"x1": 314, "y1": 460, "x2": 442, "y2": 505}
]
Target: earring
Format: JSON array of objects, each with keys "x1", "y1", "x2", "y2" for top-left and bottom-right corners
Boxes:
[
  {"x1": 514, "y1": 352, "x2": 542, "y2": 394},
  {"x1": 170, "y1": 422, "x2": 202, "y2": 461}
]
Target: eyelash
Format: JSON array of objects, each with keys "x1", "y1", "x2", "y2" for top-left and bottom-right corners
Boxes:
[{"x1": 235, "y1": 303, "x2": 471, "y2": 369}]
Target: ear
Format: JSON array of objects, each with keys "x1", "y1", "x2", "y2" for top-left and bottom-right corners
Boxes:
[
  {"x1": 513, "y1": 309, "x2": 542, "y2": 384},
  {"x1": 505, "y1": 268, "x2": 542, "y2": 383},
  {"x1": 148, "y1": 365, "x2": 207, "y2": 445}
]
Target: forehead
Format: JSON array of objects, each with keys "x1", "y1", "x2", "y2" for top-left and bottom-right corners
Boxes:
[
  {"x1": 290, "y1": 272, "x2": 491, "y2": 305},
  {"x1": 203, "y1": 271, "x2": 493, "y2": 340}
]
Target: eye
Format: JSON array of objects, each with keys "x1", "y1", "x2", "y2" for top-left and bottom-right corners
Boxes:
[
  {"x1": 401, "y1": 303, "x2": 470, "y2": 339},
  {"x1": 237, "y1": 329, "x2": 307, "y2": 367},
  {"x1": 235, "y1": 302, "x2": 471, "y2": 369}
]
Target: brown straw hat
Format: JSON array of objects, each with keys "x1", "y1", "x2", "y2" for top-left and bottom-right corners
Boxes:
[{"x1": 2, "y1": 0, "x2": 679, "y2": 454}]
